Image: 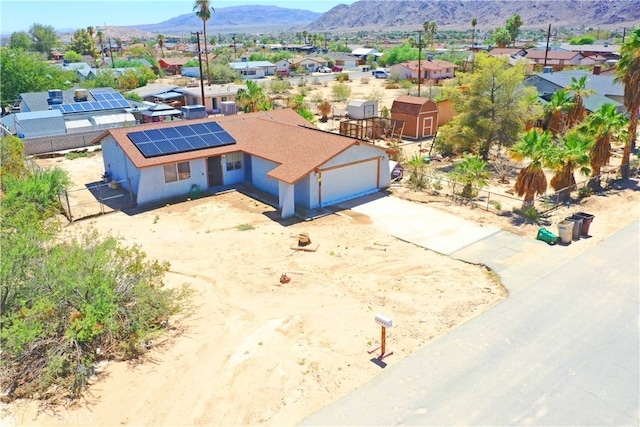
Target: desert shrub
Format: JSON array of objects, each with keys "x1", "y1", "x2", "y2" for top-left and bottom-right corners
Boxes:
[
  {"x1": 335, "y1": 72, "x2": 350, "y2": 82},
  {"x1": 513, "y1": 205, "x2": 540, "y2": 224},
  {"x1": 578, "y1": 185, "x2": 594, "y2": 199},
  {"x1": 331, "y1": 83, "x2": 351, "y2": 101},
  {"x1": 384, "y1": 83, "x2": 400, "y2": 89},
  {"x1": 311, "y1": 77, "x2": 321, "y2": 85},
  {"x1": 269, "y1": 79, "x2": 291, "y2": 94},
  {"x1": 360, "y1": 77, "x2": 370, "y2": 84}
]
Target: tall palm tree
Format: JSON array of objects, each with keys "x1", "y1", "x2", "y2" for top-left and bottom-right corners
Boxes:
[
  {"x1": 157, "y1": 34, "x2": 165, "y2": 58},
  {"x1": 582, "y1": 103, "x2": 629, "y2": 189},
  {"x1": 423, "y1": 21, "x2": 438, "y2": 48},
  {"x1": 548, "y1": 129, "x2": 592, "y2": 202},
  {"x1": 614, "y1": 26, "x2": 640, "y2": 179},
  {"x1": 544, "y1": 89, "x2": 574, "y2": 136},
  {"x1": 511, "y1": 128, "x2": 553, "y2": 205},
  {"x1": 96, "y1": 30, "x2": 104, "y2": 57},
  {"x1": 565, "y1": 75, "x2": 595, "y2": 128},
  {"x1": 194, "y1": 0, "x2": 214, "y2": 84},
  {"x1": 302, "y1": 30, "x2": 308, "y2": 44},
  {"x1": 87, "y1": 26, "x2": 94, "y2": 39},
  {"x1": 236, "y1": 80, "x2": 271, "y2": 113},
  {"x1": 471, "y1": 17, "x2": 478, "y2": 47},
  {"x1": 507, "y1": 13, "x2": 523, "y2": 48}
]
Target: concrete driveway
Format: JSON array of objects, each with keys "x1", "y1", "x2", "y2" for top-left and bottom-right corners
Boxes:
[{"x1": 335, "y1": 193, "x2": 501, "y2": 255}]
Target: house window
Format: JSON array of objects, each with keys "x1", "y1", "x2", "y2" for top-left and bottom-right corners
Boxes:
[
  {"x1": 226, "y1": 152, "x2": 242, "y2": 171},
  {"x1": 164, "y1": 161, "x2": 191, "y2": 183}
]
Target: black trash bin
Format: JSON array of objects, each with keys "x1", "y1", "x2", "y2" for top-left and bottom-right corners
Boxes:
[{"x1": 574, "y1": 212, "x2": 595, "y2": 236}]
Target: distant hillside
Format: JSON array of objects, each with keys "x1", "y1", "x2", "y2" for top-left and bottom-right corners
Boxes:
[
  {"x1": 309, "y1": 0, "x2": 640, "y2": 31},
  {"x1": 132, "y1": 5, "x2": 322, "y2": 34}
]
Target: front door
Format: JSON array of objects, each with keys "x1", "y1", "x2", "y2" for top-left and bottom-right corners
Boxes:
[{"x1": 207, "y1": 156, "x2": 223, "y2": 187}]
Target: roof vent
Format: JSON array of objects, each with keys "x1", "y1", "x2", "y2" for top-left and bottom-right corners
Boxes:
[
  {"x1": 74, "y1": 89, "x2": 88, "y2": 101},
  {"x1": 543, "y1": 66, "x2": 553, "y2": 74}
]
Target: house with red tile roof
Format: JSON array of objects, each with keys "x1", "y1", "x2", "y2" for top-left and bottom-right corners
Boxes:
[{"x1": 95, "y1": 108, "x2": 391, "y2": 218}]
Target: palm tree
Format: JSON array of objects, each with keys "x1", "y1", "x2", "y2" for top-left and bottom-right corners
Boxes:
[
  {"x1": 194, "y1": 0, "x2": 214, "y2": 84},
  {"x1": 582, "y1": 103, "x2": 629, "y2": 189},
  {"x1": 450, "y1": 154, "x2": 492, "y2": 198},
  {"x1": 511, "y1": 128, "x2": 553, "y2": 205},
  {"x1": 302, "y1": 30, "x2": 308, "y2": 44},
  {"x1": 423, "y1": 21, "x2": 438, "y2": 48},
  {"x1": 548, "y1": 129, "x2": 592, "y2": 202},
  {"x1": 157, "y1": 34, "x2": 165, "y2": 58},
  {"x1": 614, "y1": 26, "x2": 640, "y2": 179},
  {"x1": 87, "y1": 26, "x2": 94, "y2": 39},
  {"x1": 506, "y1": 13, "x2": 523, "y2": 48},
  {"x1": 565, "y1": 76, "x2": 595, "y2": 128},
  {"x1": 544, "y1": 89, "x2": 574, "y2": 136},
  {"x1": 317, "y1": 100, "x2": 331, "y2": 122},
  {"x1": 96, "y1": 30, "x2": 104, "y2": 57},
  {"x1": 471, "y1": 18, "x2": 478, "y2": 47},
  {"x1": 236, "y1": 80, "x2": 271, "y2": 113}
]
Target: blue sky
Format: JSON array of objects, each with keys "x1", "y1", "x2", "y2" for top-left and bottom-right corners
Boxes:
[{"x1": 0, "y1": 0, "x2": 356, "y2": 34}]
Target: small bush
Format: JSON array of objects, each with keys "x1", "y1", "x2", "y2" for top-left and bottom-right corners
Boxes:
[
  {"x1": 236, "y1": 223, "x2": 255, "y2": 231},
  {"x1": 360, "y1": 77, "x2": 370, "y2": 84},
  {"x1": 513, "y1": 205, "x2": 540, "y2": 224},
  {"x1": 578, "y1": 186, "x2": 594, "y2": 199},
  {"x1": 335, "y1": 72, "x2": 350, "y2": 82}
]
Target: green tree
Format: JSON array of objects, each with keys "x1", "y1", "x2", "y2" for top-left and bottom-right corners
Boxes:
[
  {"x1": 547, "y1": 129, "x2": 592, "y2": 202},
  {"x1": 449, "y1": 153, "x2": 492, "y2": 198},
  {"x1": 9, "y1": 32, "x2": 33, "y2": 50},
  {"x1": 471, "y1": 18, "x2": 478, "y2": 47},
  {"x1": 28, "y1": 23, "x2": 58, "y2": 55},
  {"x1": 440, "y1": 53, "x2": 541, "y2": 159},
  {"x1": 505, "y1": 14, "x2": 523, "y2": 47},
  {"x1": 64, "y1": 50, "x2": 82, "y2": 63},
  {"x1": 423, "y1": 21, "x2": 438, "y2": 48},
  {"x1": 493, "y1": 27, "x2": 511, "y2": 48},
  {"x1": 69, "y1": 28, "x2": 97, "y2": 56},
  {"x1": 0, "y1": 136, "x2": 28, "y2": 182},
  {"x1": 511, "y1": 128, "x2": 553, "y2": 205},
  {"x1": 207, "y1": 63, "x2": 238, "y2": 84},
  {"x1": 194, "y1": 0, "x2": 214, "y2": 84},
  {"x1": 582, "y1": 103, "x2": 629, "y2": 189},
  {"x1": 125, "y1": 46, "x2": 153, "y2": 58},
  {"x1": 96, "y1": 30, "x2": 105, "y2": 56},
  {"x1": 236, "y1": 80, "x2": 271, "y2": 113},
  {"x1": 0, "y1": 48, "x2": 77, "y2": 109},
  {"x1": 614, "y1": 26, "x2": 640, "y2": 179},
  {"x1": 84, "y1": 69, "x2": 118, "y2": 89}
]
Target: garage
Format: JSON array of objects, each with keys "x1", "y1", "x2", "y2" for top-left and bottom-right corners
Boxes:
[{"x1": 319, "y1": 158, "x2": 379, "y2": 207}]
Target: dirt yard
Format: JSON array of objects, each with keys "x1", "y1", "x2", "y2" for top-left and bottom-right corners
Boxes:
[{"x1": 4, "y1": 73, "x2": 640, "y2": 426}]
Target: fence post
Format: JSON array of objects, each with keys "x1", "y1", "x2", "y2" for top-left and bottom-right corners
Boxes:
[
  {"x1": 486, "y1": 191, "x2": 491, "y2": 211},
  {"x1": 97, "y1": 182, "x2": 104, "y2": 214}
]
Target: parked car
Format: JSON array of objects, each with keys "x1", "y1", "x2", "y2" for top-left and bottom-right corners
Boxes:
[
  {"x1": 317, "y1": 66, "x2": 332, "y2": 73},
  {"x1": 277, "y1": 70, "x2": 291, "y2": 78},
  {"x1": 331, "y1": 66, "x2": 343, "y2": 72},
  {"x1": 372, "y1": 69, "x2": 390, "y2": 79}
]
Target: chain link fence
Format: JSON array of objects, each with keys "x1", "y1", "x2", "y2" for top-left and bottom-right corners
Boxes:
[{"x1": 59, "y1": 178, "x2": 135, "y2": 222}]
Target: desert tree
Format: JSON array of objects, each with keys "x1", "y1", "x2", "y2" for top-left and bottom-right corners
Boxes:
[
  {"x1": 565, "y1": 75, "x2": 595, "y2": 128},
  {"x1": 543, "y1": 89, "x2": 574, "y2": 136},
  {"x1": 511, "y1": 128, "x2": 553, "y2": 205},
  {"x1": 505, "y1": 14, "x2": 523, "y2": 47},
  {"x1": 236, "y1": 80, "x2": 271, "y2": 113},
  {"x1": 317, "y1": 99, "x2": 331, "y2": 122},
  {"x1": 449, "y1": 153, "x2": 492, "y2": 198},
  {"x1": 157, "y1": 34, "x2": 165, "y2": 58},
  {"x1": 547, "y1": 129, "x2": 592, "y2": 202},
  {"x1": 493, "y1": 27, "x2": 511, "y2": 48},
  {"x1": 194, "y1": 0, "x2": 214, "y2": 84}
]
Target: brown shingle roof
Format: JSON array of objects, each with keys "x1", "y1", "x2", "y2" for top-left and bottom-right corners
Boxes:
[
  {"x1": 525, "y1": 50, "x2": 581, "y2": 60},
  {"x1": 96, "y1": 109, "x2": 381, "y2": 184},
  {"x1": 391, "y1": 96, "x2": 437, "y2": 115}
]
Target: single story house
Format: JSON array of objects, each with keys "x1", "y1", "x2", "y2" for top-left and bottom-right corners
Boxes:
[
  {"x1": 325, "y1": 53, "x2": 362, "y2": 70},
  {"x1": 524, "y1": 50, "x2": 584, "y2": 70},
  {"x1": 274, "y1": 59, "x2": 292, "y2": 73},
  {"x1": 175, "y1": 84, "x2": 245, "y2": 114},
  {"x1": 126, "y1": 84, "x2": 181, "y2": 103},
  {"x1": 290, "y1": 57, "x2": 329, "y2": 72},
  {"x1": 351, "y1": 47, "x2": 379, "y2": 60},
  {"x1": 389, "y1": 59, "x2": 457, "y2": 83},
  {"x1": 228, "y1": 60, "x2": 276, "y2": 78},
  {"x1": 159, "y1": 58, "x2": 190, "y2": 75},
  {"x1": 15, "y1": 110, "x2": 67, "y2": 139},
  {"x1": 390, "y1": 96, "x2": 439, "y2": 139},
  {"x1": 96, "y1": 108, "x2": 391, "y2": 218}
]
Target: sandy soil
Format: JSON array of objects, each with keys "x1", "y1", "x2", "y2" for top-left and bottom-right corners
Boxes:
[{"x1": 3, "y1": 74, "x2": 639, "y2": 426}]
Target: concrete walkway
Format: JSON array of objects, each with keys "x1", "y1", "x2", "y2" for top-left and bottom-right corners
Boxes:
[{"x1": 303, "y1": 195, "x2": 639, "y2": 426}]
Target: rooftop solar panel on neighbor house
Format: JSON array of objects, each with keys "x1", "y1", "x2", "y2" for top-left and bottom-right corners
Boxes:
[{"x1": 127, "y1": 121, "x2": 236, "y2": 158}]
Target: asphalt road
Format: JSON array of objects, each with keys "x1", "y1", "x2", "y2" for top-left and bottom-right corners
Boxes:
[{"x1": 303, "y1": 220, "x2": 639, "y2": 426}]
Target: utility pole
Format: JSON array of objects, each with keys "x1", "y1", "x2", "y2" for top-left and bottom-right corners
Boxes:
[
  {"x1": 108, "y1": 38, "x2": 115, "y2": 68},
  {"x1": 191, "y1": 31, "x2": 206, "y2": 109},
  {"x1": 544, "y1": 24, "x2": 551, "y2": 68},
  {"x1": 415, "y1": 30, "x2": 425, "y2": 97},
  {"x1": 232, "y1": 34, "x2": 237, "y2": 60}
]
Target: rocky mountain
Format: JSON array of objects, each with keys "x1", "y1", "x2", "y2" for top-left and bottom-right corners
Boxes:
[
  {"x1": 131, "y1": 5, "x2": 322, "y2": 34},
  {"x1": 308, "y1": 0, "x2": 640, "y2": 31}
]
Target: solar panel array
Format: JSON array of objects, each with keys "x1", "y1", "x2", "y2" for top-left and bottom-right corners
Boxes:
[
  {"x1": 50, "y1": 91, "x2": 130, "y2": 114},
  {"x1": 127, "y1": 122, "x2": 236, "y2": 158}
]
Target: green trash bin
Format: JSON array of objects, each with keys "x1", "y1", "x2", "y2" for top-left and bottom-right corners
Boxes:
[
  {"x1": 557, "y1": 220, "x2": 573, "y2": 244},
  {"x1": 537, "y1": 228, "x2": 558, "y2": 245},
  {"x1": 574, "y1": 212, "x2": 595, "y2": 236}
]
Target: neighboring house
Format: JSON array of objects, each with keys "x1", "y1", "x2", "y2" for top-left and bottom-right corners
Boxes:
[
  {"x1": 580, "y1": 54, "x2": 609, "y2": 66},
  {"x1": 15, "y1": 110, "x2": 67, "y2": 138},
  {"x1": 351, "y1": 47, "x2": 379, "y2": 60},
  {"x1": 390, "y1": 96, "x2": 439, "y2": 139},
  {"x1": 140, "y1": 103, "x2": 182, "y2": 123},
  {"x1": 159, "y1": 58, "x2": 190, "y2": 75},
  {"x1": 524, "y1": 50, "x2": 584, "y2": 70},
  {"x1": 389, "y1": 59, "x2": 457, "y2": 82},
  {"x1": 274, "y1": 59, "x2": 292, "y2": 73},
  {"x1": 555, "y1": 42, "x2": 621, "y2": 60},
  {"x1": 487, "y1": 48, "x2": 533, "y2": 71},
  {"x1": 175, "y1": 84, "x2": 245, "y2": 114},
  {"x1": 59, "y1": 62, "x2": 93, "y2": 79},
  {"x1": 325, "y1": 53, "x2": 362, "y2": 70},
  {"x1": 126, "y1": 83, "x2": 180, "y2": 103},
  {"x1": 524, "y1": 69, "x2": 625, "y2": 114},
  {"x1": 96, "y1": 108, "x2": 392, "y2": 218},
  {"x1": 228, "y1": 60, "x2": 276, "y2": 78},
  {"x1": 290, "y1": 56, "x2": 329, "y2": 72}
]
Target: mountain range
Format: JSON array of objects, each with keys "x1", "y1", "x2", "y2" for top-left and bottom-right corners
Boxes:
[{"x1": 125, "y1": 0, "x2": 640, "y2": 35}]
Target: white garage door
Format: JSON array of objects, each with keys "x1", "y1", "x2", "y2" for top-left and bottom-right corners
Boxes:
[{"x1": 321, "y1": 159, "x2": 378, "y2": 207}]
